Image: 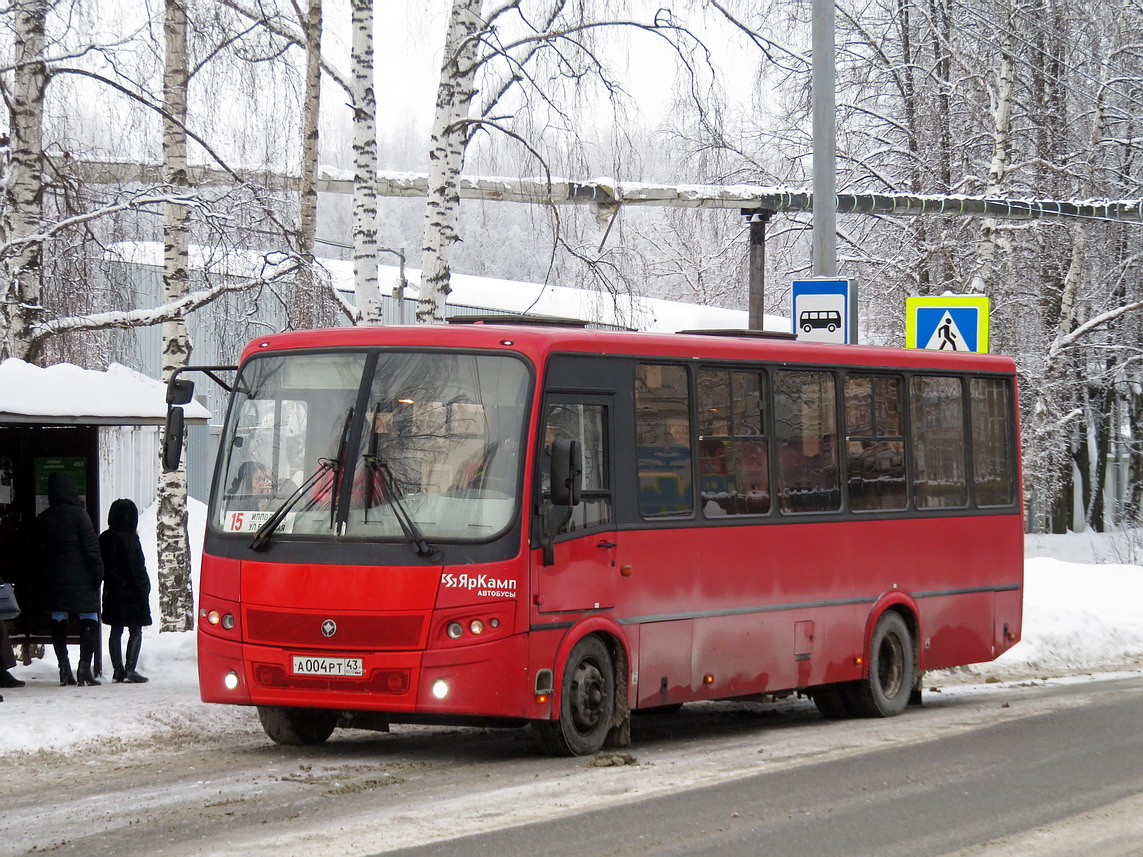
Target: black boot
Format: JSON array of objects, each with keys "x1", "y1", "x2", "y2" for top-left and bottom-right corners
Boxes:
[
  {"x1": 51, "y1": 619, "x2": 76, "y2": 686},
  {"x1": 108, "y1": 627, "x2": 125, "y2": 683},
  {"x1": 124, "y1": 632, "x2": 148, "y2": 683},
  {"x1": 76, "y1": 619, "x2": 101, "y2": 686}
]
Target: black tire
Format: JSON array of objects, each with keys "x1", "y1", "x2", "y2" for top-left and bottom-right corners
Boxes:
[
  {"x1": 257, "y1": 705, "x2": 339, "y2": 745},
  {"x1": 531, "y1": 636, "x2": 615, "y2": 756},
  {"x1": 827, "y1": 323, "x2": 837, "y2": 332},
  {"x1": 811, "y1": 683, "x2": 854, "y2": 719},
  {"x1": 802, "y1": 323, "x2": 813, "y2": 333},
  {"x1": 844, "y1": 611, "x2": 915, "y2": 718}
]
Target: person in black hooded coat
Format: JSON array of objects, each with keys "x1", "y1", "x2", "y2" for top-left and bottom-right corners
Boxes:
[
  {"x1": 99, "y1": 498, "x2": 151, "y2": 683},
  {"x1": 35, "y1": 472, "x2": 104, "y2": 686}
]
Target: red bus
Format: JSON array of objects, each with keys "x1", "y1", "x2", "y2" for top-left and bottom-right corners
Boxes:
[{"x1": 166, "y1": 319, "x2": 1023, "y2": 755}]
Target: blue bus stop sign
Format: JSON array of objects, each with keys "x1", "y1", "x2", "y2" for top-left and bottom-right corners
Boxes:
[{"x1": 791, "y1": 279, "x2": 856, "y2": 344}]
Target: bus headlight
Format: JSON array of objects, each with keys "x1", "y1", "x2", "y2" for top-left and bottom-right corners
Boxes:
[
  {"x1": 446, "y1": 622, "x2": 463, "y2": 639},
  {"x1": 431, "y1": 679, "x2": 449, "y2": 699},
  {"x1": 224, "y1": 670, "x2": 240, "y2": 691}
]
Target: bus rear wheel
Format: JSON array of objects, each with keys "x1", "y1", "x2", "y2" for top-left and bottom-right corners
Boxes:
[
  {"x1": 257, "y1": 705, "x2": 339, "y2": 745},
  {"x1": 845, "y1": 611, "x2": 915, "y2": 718},
  {"x1": 532, "y1": 635, "x2": 615, "y2": 757}
]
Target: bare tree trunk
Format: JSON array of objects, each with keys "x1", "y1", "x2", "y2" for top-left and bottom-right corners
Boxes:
[
  {"x1": 417, "y1": 0, "x2": 483, "y2": 324},
  {"x1": 351, "y1": 0, "x2": 382, "y2": 324},
  {"x1": 0, "y1": 0, "x2": 48, "y2": 363},
  {"x1": 973, "y1": 20, "x2": 1016, "y2": 291},
  {"x1": 290, "y1": 0, "x2": 324, "y2": 330},
  {"x1": 156, "y1": 0, "x2": 195, "y2": 633},
  {"x1": 1128, "y1": 385, "x2": 1143, "y2": 524}
]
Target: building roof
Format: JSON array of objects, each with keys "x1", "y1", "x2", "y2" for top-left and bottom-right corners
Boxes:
[
  {"x1": 107, "y1": 241, "x2": 791, "y2": 333},
  {"x1": 0, "y1": 359, "x2": 211, "y2": 426}
]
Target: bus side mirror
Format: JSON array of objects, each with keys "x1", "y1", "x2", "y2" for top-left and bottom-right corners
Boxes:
[
  {"x1": 166, "y1": 377, "x2": 195, "y2": 405},
  {"x1": 550, "y1": 437, "x2": 582, "y2": 507},
  {"x1": 162, "y1": 407, "x2": 185, "y2": 472}
]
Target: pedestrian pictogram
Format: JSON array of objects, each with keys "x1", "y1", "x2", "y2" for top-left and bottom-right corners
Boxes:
[
  {"x1": 906, "y1": 295, "x2": 990, "y2": 353},
  {"x1": 926, "y1": 311, "x2": 966, "y2": 350}
]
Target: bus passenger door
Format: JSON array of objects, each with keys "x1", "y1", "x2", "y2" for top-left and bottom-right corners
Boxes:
[{"x1": 533, "y1": 397, "x2": 618, "y2": 613}]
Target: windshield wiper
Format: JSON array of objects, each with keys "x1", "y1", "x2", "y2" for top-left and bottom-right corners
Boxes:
[
  {"x1": 363, "y1": 453, "x2": 436, "y2": 558},
  {"x1": 329, "y1": 406, "x2": 354, "y2": 533},
  {"x1": 248, "y1": 458, "x2": 337, "y2": 552}
]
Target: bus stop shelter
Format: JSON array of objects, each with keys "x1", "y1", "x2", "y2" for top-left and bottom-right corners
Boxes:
[{"x1": 0, "y1": 359, "x2": 209, "y2": 667}]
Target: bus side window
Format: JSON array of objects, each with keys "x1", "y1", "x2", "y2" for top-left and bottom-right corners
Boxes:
[
  {"x1": 635, "y1": 364, "x2": 694, "y2": 517},
  {"x1": 844, "y1": 375, "x2": 906, "y2": 512},
  {"x1": 910, "y1": 375, "x2": 968, "y2": 508},
  {"x1": 774, "y1": 370, "x2": 840, "y2": 514},
  {"x1": 697, "y1": 369, "x2": 770, "y2": 516}
]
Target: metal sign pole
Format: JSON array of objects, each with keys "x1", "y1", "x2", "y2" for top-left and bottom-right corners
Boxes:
[{"x1": 811, "y1": 0, "x2": 837, "y2": 278}]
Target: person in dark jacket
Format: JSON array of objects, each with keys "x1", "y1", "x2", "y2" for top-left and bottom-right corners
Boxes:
[
  {"x1": 99, "y1": 498, "x2": 151, "y2": 683},
  {"x1": 35, "y1": 472, "x2": 104, "y2": 686}
]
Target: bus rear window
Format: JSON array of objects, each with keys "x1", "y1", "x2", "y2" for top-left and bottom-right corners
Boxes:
[{"x1": 971, "y1": 377, "x2": 1016, "y2": 506}]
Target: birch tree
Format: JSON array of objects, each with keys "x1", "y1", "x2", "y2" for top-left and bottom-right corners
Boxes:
[
  {"x1": 416, "y1": 0, "x2": 716, "y2": 322},
  {"x1": 287, "y1": 0, "x2": 332, "y2": 330},
  {"x1": 417, "y1": 0, "x2": 482, "y2": 324},
  {"x1": 0, "y1": 0, "x2": 49, "y2": 362},
  {"x1": 156, "y1": 0, "x2": 196, "y2": 632},
  {"x1": 351, "y1": 0, "x2": 383, "y2": 324}
]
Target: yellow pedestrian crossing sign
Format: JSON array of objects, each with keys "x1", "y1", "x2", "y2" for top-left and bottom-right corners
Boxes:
[{"x1": 905, "y1": 295, "x2": 990, "y2": 353}]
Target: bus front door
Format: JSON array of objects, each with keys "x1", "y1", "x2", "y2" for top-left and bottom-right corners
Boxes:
[{"x1": 534, "y1": 397, "x2": 618, "y2": 614}]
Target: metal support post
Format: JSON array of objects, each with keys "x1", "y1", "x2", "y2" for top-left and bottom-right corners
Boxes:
[{"x1": 744, "y1": 209, "x2": 773, "y2": 331}]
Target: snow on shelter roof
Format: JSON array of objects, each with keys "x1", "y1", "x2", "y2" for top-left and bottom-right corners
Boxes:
[
  {"x1": 0, "y1": 359, "x2": 211, "y2": 425},
  {"x1": 107, "y1": 241, "x2": 790, "y2": 333}
]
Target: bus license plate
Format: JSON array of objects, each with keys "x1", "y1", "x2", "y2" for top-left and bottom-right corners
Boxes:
[{"x1": 292, "y1": 656, "x2": 363, "y2": 677}]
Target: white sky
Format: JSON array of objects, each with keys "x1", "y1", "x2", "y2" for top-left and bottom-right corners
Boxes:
[{"x1": 359, "y1": 1, "x2": 768, "y2": 155}]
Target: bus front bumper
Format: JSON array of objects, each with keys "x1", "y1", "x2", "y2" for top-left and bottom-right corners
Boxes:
[{"x1": 198, "y1": 628, "x2": 529, "y2": 718}]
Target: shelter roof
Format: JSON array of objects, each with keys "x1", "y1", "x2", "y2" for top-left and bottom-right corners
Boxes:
[{"x1": 0, "y1": 359, "x2": 211, "y2": 426}]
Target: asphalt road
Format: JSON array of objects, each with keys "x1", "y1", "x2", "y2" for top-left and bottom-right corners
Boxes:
[
  {"x1": 5, "y1": 673, "x2": 1142, "y2": 857},
  {"x1": 386, "y1": 675, "x2": 1143, "y2": 857}
]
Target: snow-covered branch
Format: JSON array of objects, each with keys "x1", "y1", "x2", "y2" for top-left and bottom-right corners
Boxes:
[
  {"x1": 1048, "y1": 299, "x2": 1143, "y2": 362},
  {"x1": 28, "y1": 255, "x2": 307, "y2": 344}
]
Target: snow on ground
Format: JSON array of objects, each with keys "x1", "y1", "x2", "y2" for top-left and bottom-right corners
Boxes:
[{"x1": 2, "y1": 526, "x2": 1141, "y2": 757}]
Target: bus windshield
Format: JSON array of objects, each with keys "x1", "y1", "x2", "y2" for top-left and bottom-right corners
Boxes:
[{"x1": 213, "y1": 350, "x2": 530, "y2": 542}]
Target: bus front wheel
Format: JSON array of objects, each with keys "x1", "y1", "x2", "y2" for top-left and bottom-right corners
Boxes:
[
  {"x1": 257, "y1": 705, "x2": 339, "y2": 745},
  {"x1": 845, "y1": 611, "x2": 915, "y2": 718},
  {"x1": 532, "y1": 635, "x2": 615, "y2": 756}
]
